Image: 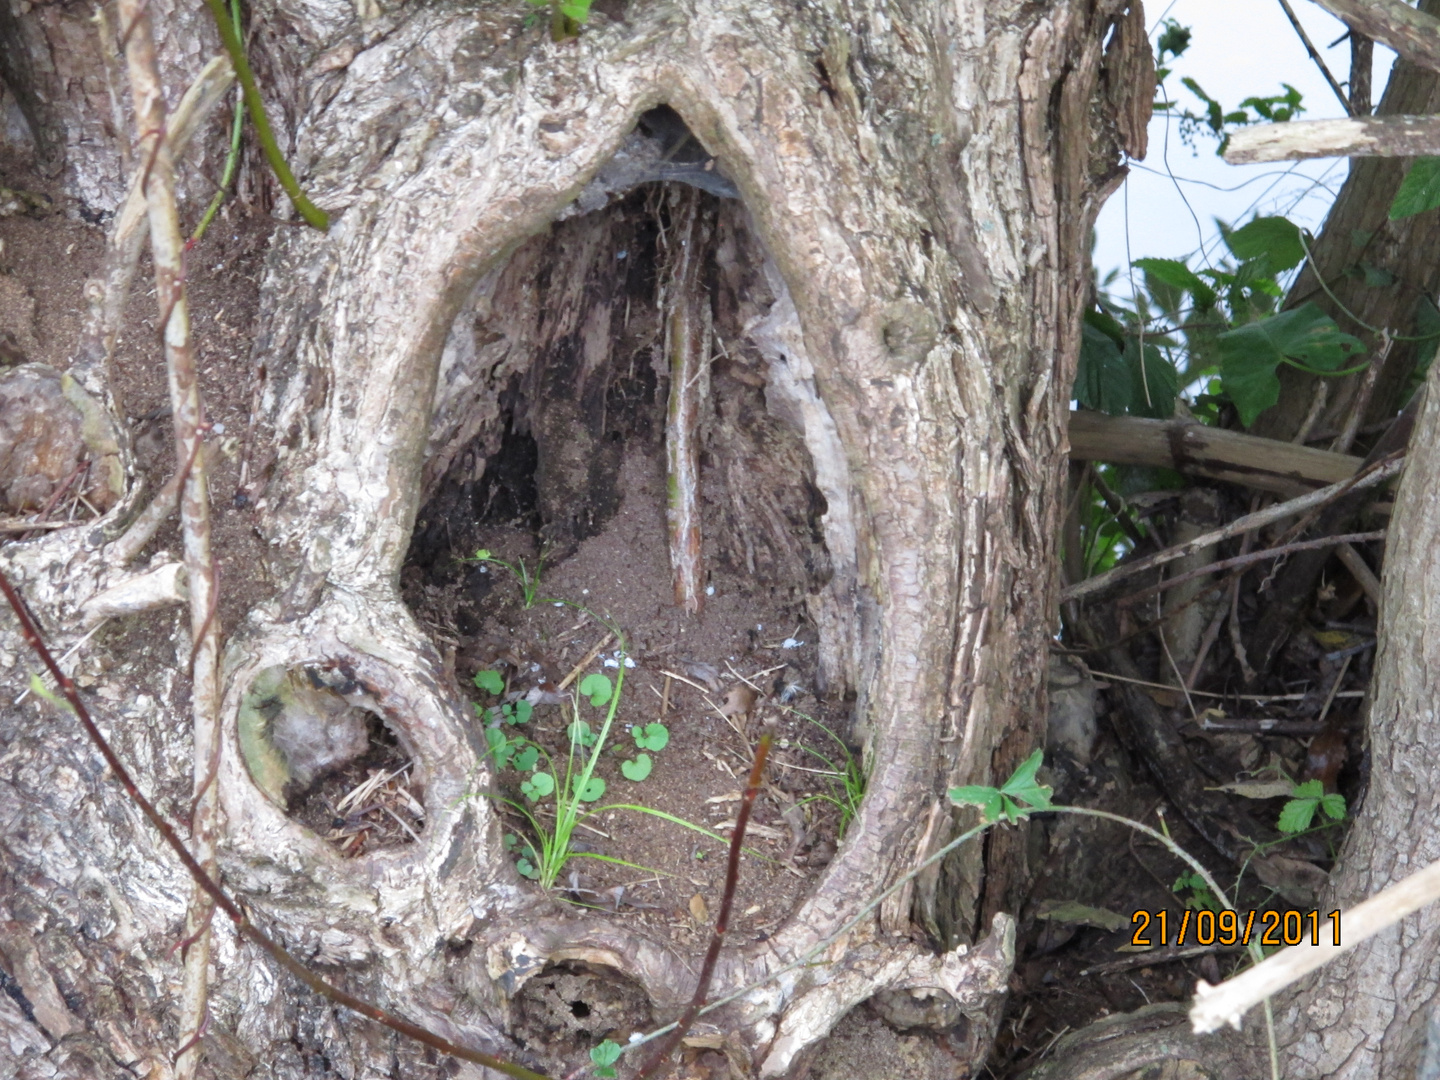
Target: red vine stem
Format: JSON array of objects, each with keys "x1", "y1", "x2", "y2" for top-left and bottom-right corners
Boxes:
[
  {"x1": 0, "y1": 569, "x2": 553, "y2": 1080},
  {"x1": 638, "y1": 727, "x2": 774, "y2": 1079}
]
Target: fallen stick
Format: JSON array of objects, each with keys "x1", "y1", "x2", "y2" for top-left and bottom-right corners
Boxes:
[{"x1": 1191, "y1": 856, "x2": 1440, "y2": 1034}]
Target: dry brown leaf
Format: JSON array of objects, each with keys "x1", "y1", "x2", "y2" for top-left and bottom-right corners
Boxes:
[
  {"x1": 719, "y1": 683, "x2": 758, "y2": 720},
  {"x1": 689, "y1": 893, "x2": 710, "y2": 926}
]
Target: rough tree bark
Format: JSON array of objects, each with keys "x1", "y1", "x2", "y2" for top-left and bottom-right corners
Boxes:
[{"x1": 0, "y1": 0, "x2": 1148, "y2": 1076}]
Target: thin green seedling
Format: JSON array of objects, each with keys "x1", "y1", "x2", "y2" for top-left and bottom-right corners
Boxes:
[
  {"x1": 484, "y1": 647, "x2": 628, "y2": 888},
  {"x1": 779, "y1": 708, "x2": 866, "y2": 834},
  {"x1": 469, "y1": 547, "x2": 548, "y2": 609},
  {"x1": 192, "y1": 0, "x2": 244, "y2": 242}
]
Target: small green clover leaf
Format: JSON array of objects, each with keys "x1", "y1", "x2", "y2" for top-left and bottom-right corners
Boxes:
[
  {"x1": 504, "y1": 699, "x2": 533, "y2": 725},
  {"x1": 621, "y1": 753, "x2": 653, "y2": 782},
  {"x1": 573, "y1": 775, "x2": 606, "y2": 802},
  {"x1": 568, "y1": 720, "x2": 597, "y2": 748},
  {"x1": 484, "y1": 727, "x2": 516, "y2": 769},
  {"x1": 590, "y1": 1040, "x2": 622, "y2": 1078},
  {"x1": 948, "y1": 749, "x2": 1054, "y2": 824},
  {"x1": 474, "y1": 669, "x2": 505, "y2": 695},
  {"x1": 516, "y1": 856, "x2": 539, "y2": 880},
  {"x1": 632, "y1": 722, "x2": 669, "y2": 752},
  {"x1": 1277, "y1": 779, "x2": 1346, "y2": 834},
  {"x1": 520, "y1": 771, "x2": 555, "y2": 801},
  {"x1": 514, "y1": 745, "x2": 540, "y2": 772},
  {"x1": 578, "y1": 672, "x2": 613, "y2": 707}
]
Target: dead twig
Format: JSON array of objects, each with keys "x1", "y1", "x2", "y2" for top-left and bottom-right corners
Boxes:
[
  {"x1": 1062, "y1": 454, "x2": 1404, "y2": 602},
  {"x1": 1118, "y1": 531, "x2": 1387, "y2": 607}
]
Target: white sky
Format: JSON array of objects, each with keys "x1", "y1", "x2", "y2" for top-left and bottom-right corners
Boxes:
[{"x1": 1092, "y1": 0, "x2": 1398, "y2": 289}]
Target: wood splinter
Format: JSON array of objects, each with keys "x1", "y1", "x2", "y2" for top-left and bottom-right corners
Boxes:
[{"x1": 663, "y1": 191, "x2": 712, "y2": 615}]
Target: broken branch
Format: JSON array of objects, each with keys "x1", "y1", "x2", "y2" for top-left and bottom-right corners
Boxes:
[{"x1": 1225, "y1": 115, "x2": 1440, "y2": 164}]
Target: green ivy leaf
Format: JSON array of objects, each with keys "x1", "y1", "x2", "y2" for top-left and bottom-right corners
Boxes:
[
  {"x1": 1391, "y1": 157, "x2": 1440, "y2": 220},
  {"x1": 1133, "y1": 257, "x2": 1218, "y2": 310},
  {"x1": 474, "y1": 669, "x2": 505, "y2": 695},
  {"x1": 1225, "y1": 216, "x2": 1306, "y2": 272},
  {"x1": 1125, "y1": 338, "x2": 1178, "y2": 419},
  {"x1": 1215, "y1": 303, "x2": 1365, "y2": 426},
  {"x1": 621, "y1": 753, "x2": 653, "y2": 782},
  {"x1": 1075, "y1": 320, "x2": 1132, "y2": 415},
  {"x1": 578, "y1": 673, "x2": 612, "y2": 707}
]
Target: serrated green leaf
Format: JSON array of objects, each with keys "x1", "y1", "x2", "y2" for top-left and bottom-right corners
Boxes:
[
  {"x1": 1277, "y1": 796, "x2": 1318, "y2": 834},
  {"x1": 948, "y1": 785, "x2": 1003, "y2": 823},
  {"x1": 1216, "y1": 304, "x2": 1365, "y2": 426},
  {"x1": 1226, "y1": 216, "x2": 1306, "y2": 272},
  {"x1": 1075, "y1": 322, "x2": 1131, "y2": 415},
  {"x1": 1320, "y1": 792, "x2": 1347, "y2": 821},
  {"x1": 474, "y1": 670, "x2": 504, "y2": 695},
  {"x1": 1391, "y1": 157, "x2": 1440, "y2": 220},
  {"x1": 474, "y1": 548, "x2": 493, "y2": 560},
  {"x1": 1126, "y1": 338, "x2": 1178, "y2": 419},
  {"x1": 1291, "y1": 778, "x2": 1325, "y2": 799},
  {"x1": 621, "y1": 754, "x2": 653, "y2": 782},
  {"x1": 1132, "y1": 257, "x2": 1216, "y2": 308}
]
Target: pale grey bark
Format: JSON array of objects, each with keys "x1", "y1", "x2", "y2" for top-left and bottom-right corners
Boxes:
[{"x1": 1267, "y1": 378, "x2": 1440, "y2": 1077}]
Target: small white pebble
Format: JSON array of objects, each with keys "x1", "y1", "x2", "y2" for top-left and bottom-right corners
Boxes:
[
  {"x1": 603, "y1": 658, "x2": 619, "y2": 668},
  {"x1": 617, "y1": 250, "x2": 628, "y2": 260},
  {"x1": 705, "y1": 585, "x2": 715, "y2": 596},
  {"x1": 781, "y1": 637, "x2": 803, "y2": 649},
  {"x1": 582, "y1": 588, "x2": 589, "y2": 595},
  {"x1": 211, "y1": 422, "x2": 226, "y2": 434},
  {"x1": 553, "y1": 601, "x2": 563, "y2": 607},
  {"x1": 757, "y1": 624, "x2": 764, "y2": 631},
  {"x1": 623, "y1": 657, "x2": 635, "y2": 668}
]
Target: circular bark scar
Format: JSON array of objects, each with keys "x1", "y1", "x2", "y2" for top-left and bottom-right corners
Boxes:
[{"x1": 879, "y1": 299, "x2": 939, "y2": 371}]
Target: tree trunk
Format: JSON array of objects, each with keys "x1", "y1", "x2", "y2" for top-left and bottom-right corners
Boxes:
[{"x1": 0, "y1": 0, "x2": 1144, "y2": 1076}]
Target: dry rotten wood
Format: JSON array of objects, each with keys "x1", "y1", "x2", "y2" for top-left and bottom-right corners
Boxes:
[
  {"x1": 1066, "y1": 409, "x2": 1361, "y2": 494},
  {"x1": 1310, "y1": 0, "x2": 1440, "y2": 77},
  {"x1": 1225, "y1": 114, "x2": 1440, "y2": 163}
]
